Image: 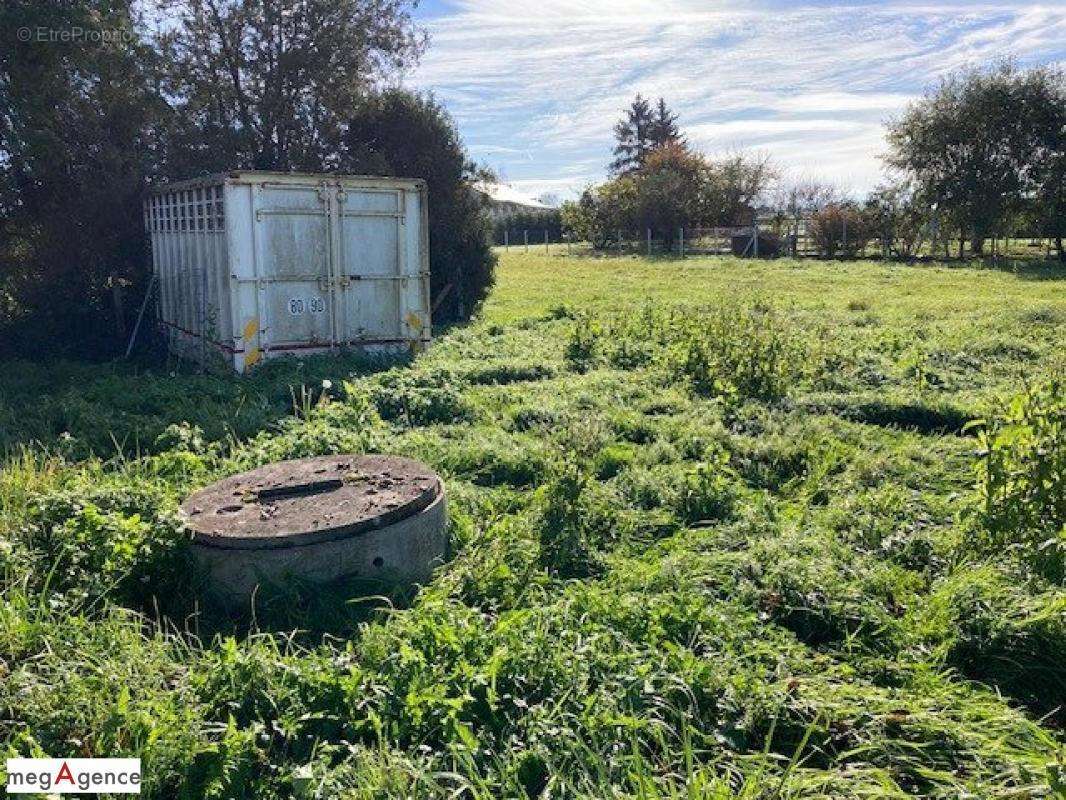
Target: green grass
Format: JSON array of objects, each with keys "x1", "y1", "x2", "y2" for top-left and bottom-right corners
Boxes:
[{"x1": 1, "y1": 252, "x2": 1065, "y2": 798}]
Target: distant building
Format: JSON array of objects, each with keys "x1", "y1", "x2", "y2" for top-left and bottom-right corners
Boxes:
[{"x1": 473, "y1": 181, "x2": 555, "y2": 220}]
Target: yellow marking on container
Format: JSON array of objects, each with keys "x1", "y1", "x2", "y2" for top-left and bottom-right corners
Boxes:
[
  {"x1": 244, "y1": 347, "x2": 262, "y2": 368},
  {"x1": 405, "y1": 311, "x2": 423, "y2": 332},
  {"x1": 242, "y1": 317, "x2": 259, "y2": 341}
]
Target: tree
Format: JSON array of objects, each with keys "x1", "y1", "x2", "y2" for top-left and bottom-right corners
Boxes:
[
  {"x1": 570, "y1": 146, "x2": 777, "y2": 248},
  {"x1": 342, "y1": 90, "x2": 496, "y2": 323},
  {"x1": 703, "y1": 152, "x2": 777, "y2": 226},
  {"x1": 866, "y1": 180, "x2": 929, "y2": 259},
  {"x1": 775, "y1": 180, "x2": 840, "y2": 220},
  {"x1": 157, "y1": 0, "x2": 426, "y2": 174},
  {"x1": 561, "y1": 179, "x2": 638, "y2": 249},
  {"x1": 649, "y1": 97, "x2": 682, "y2": 150},
  {"x1": 610, "y1": 94, "x2": 655, "y2": 175},
  {"x1": 610, "y1": 95, "x2": 682, "y2": 175},
  {"x1": 1026, "y1": 68, "x2": 1066, "y2": 262},
  {"x1": 1035, "y1": 144, "x2": 1066, "y2": 262},
  {"x1": 632, "y1": 143, "x2": 708, "y2": 242},
  {"x1": 0, "y1": 0, "x2": 164, "y2": 356},
  {"x1": 885, "y1": 62, "x2": 1053, "y2": 257}
]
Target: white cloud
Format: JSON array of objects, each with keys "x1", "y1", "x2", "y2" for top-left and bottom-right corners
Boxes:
[{"x1": 408, "y1": 1, "x2": 1066, "y2": 199}]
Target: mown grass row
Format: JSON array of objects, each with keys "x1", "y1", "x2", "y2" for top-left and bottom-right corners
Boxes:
[{"x1": 1, "y1": 254, "x2": 1064, "y2": 797}]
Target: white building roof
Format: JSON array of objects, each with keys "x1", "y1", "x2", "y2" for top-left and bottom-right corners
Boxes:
[{"x1": 473, "y1": 181, "x2": 553, "y2": 210}]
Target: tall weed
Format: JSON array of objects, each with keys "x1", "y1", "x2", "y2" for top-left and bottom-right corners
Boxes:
[{"x1": 968, "y1": 379, "x2": 1065, "y2": 581}]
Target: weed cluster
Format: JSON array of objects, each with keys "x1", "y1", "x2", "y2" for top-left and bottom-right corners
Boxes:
[{"x1": 969, "y1": 377, "x2": 1065, "y2": 581}]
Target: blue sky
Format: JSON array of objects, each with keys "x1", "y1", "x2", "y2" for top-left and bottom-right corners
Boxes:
[{"x1": 406, "y1": 0, "x2": 1066, "y2": 202}]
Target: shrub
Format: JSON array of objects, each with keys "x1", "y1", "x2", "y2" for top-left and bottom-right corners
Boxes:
[
  {"x1": 810, "y1": 204, "x2": 873, "y2": 257},
  {"x1": 968, "y1": 379, "x2": 1065, "y2": 581},
  {"x1": 494, "y1": 209, "x2": 562, "y2": 245},
  {"x1": 865, "y1": 180, "x2": 928, "y2": 259},
  {"x1": 560, "y1": 179, "x2": 638, "y2": 249},
  {"x1": 565, "y1": 315, "x2": 602, "y2": 372}
]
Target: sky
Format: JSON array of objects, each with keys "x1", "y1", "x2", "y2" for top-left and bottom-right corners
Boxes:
[{"x1": 405, "y1": 0, "x2": 1066, "y2": 202}]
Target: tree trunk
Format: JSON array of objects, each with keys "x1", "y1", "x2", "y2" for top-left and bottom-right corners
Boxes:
[
  {"x1": 1056, "y1": 236, "x2": 1064, "y2": 263},
  {"x1": 958, "y1": 237, "x2": 965, "y2": 260},
  {"x1": 970, "y1": 235, "x2": 984, "y2": 256}
]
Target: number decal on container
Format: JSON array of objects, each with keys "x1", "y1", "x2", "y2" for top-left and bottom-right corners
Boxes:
[{"x1": 287, "y1": 297, "x2": 326, "y2": 316}]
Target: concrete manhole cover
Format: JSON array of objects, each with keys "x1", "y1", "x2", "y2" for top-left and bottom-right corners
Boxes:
[{"x1": 180, "y1": 454, "x2": 447, "y2": 606}]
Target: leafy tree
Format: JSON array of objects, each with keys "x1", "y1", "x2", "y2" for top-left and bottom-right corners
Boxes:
[
  {"x1": 157, "y1": 0, "x2": 426, "y2": 174},
  {"x1": 610, "y1": 94, "x2": 682, "y2": 175},
  {"x1": 562, "y1": 180, "x2": 638, "y2": 248},
  {"x1": 571, "y1": 146, "x2": 777, "y2": 248},
  {"x1": 1027, "y1": 69, "x2": 1066, "y2": 261},
  {"x1": 866, "y1": 180, "x2": 929, "y2": 259},
  {"x1": 632, "y1": 143, "x2": 707, "y2": 242},
  {"x1": 0, "y1": 0, "x2": 163, "y2": 356},
  {"x1": 342, "y1": 90, "x2": 496, "y2": 323},
  {"x1": 885, "y1": 62, "x2": 1054, "y2": 256},
  {"x1": 704, "y1": 152, "x2": 777, "y2": 226},
  {"x1": 560, "y1": 197, "x2": 594, "y2": 245}
]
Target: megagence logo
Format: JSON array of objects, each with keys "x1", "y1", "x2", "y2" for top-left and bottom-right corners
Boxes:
[{"x1": 6, "y1": 758, "x2": 141, "y2": 794}]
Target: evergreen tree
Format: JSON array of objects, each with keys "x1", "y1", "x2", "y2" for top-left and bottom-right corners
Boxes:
[
  {"x1": 610, "y1": 95, "x2": 682, "y2": 174},
  {"x1": 650, "y1": 97, "x2": 682, "y2": 149},
  {"x1": 609, "y1": 94, "x2": 655, "y2": 175}
]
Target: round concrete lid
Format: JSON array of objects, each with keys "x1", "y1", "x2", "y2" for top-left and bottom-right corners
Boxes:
[{"x1": 181, "y1": 454, "x2": 442, "y2": 549}]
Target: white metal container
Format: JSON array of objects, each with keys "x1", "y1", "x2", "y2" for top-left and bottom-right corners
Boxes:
[{"x1": 144, "y1": 171, "x2": 431, "y2": 372}]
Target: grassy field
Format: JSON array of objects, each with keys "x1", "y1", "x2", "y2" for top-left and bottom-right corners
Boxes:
[{"x1": 1, "y1": 251, "x2": 1064, "y2": 798}]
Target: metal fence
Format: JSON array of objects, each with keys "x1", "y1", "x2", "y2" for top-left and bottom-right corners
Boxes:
[
  {"x1": 496, "y1": 225, "x2": 773, "y2": 257},
  {"x1": 495, "y1": 223, "x2": 1061, "y2": 261}
]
